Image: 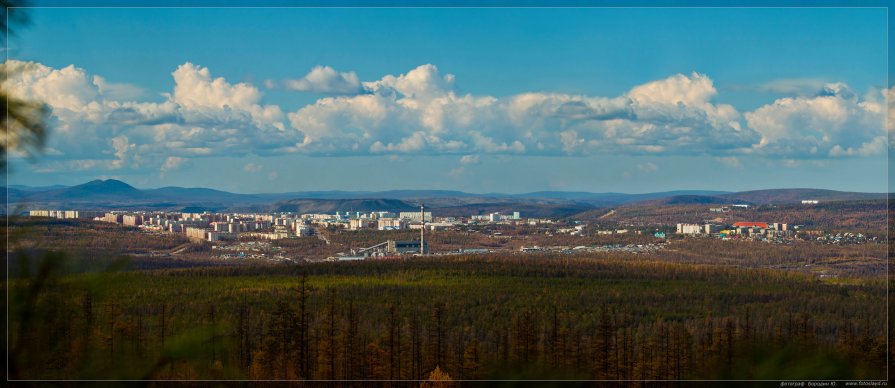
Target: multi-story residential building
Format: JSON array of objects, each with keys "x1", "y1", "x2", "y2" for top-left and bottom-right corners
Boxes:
[{"x1": 377, "y1": 218, "x2": 408, "y2": 230}]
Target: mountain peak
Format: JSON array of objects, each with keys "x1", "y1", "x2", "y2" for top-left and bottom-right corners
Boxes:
[
  {"x1": 79, "y1": 179, "x2": 138, "y2": 190},
  {"x1": 49, "y1": 179, "x2": 145, "y2": 200}
]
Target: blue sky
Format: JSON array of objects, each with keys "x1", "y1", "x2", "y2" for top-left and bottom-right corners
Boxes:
[{"x1": 5, "y1": 6, "x2": 890, "y2": 193}]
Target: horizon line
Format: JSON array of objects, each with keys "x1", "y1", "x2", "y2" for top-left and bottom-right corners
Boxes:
[{"x1": 4, "y1": 178, "x2": 890, "y2": 196}]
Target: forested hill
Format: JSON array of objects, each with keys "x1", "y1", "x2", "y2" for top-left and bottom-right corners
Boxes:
[
  {"x1": 3, "y1": 179, "x2": 885, "y2": 217},
  {"x1": 269, "y1": 198, "x2": 416, "y2": 213},
  {"x1": 575, "y1": 199, "x2": 887, "y2": 233},
  {"x1": 718, "y1": 188, "x2": 886, "y2": 204}
]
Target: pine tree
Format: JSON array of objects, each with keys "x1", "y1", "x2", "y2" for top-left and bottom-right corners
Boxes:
[
  {"x1": 514, "y1": 308, "x2": 537, "y2": 364},
  {"x1": 595, "y1": 304, "x2": 614, "y2": 379},
  {"x1": 158, "y1": 303, "x2": 166, "y2": 354},
  {"x1": 317, "y1": 290, "x2": 337, "y2": 380},
  {"x1": 387, "y1": 304, "x2": 398, "y2": 380},
  {"x1": 461, "y1": 333, "x2": 480, "y2": 379},
  {"x1": 410, "y1": 314, "x2": 423, "y2": 380},
  {"x1": 344, "y1": 298, "x2": 360, "y2": 379},
  {"x1": 429, "y1": 303, "x2": 445, "y2": 370},
  {"x1": 295, "y1": 275, "x2": 312, "y2": 379},
  {"x1": 235, "y1": 297, "x2": 252, "y2": 373}
]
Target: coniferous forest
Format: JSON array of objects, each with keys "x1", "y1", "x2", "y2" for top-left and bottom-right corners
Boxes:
[{"x1": 5, "y1": 238, "x2": 888, "y2": 381}]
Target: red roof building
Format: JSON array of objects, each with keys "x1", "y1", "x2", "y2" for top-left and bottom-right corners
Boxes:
[{"x1": 733, "y1": 222, "x2": 768, "y2": 228}]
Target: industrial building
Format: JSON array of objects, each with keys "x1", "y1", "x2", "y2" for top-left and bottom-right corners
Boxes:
[
  {"x1": 388, "y1": 240, "x2": 427, "y2": 254},
  {"x1": 350, "y1": 239, "x2": 429, "y2": 257}
]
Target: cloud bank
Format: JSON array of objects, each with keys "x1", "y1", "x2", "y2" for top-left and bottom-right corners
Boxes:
[{"x1": 3, "y1": 60, "x2": 886, "y2": 175}]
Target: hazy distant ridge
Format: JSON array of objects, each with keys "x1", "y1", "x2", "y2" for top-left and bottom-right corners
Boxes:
[{"x1": 3, "y1": 179, "x2": 886, "y2": 216}]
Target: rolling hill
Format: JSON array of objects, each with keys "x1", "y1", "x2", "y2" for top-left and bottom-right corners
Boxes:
[
  {"x1": 269, "y1": 198, "x2": 416, "y2": 214},
  {"x1": 18, "y1": 179, "x2": 150, "y2": 202},
  {"x1": 629, "y1": 195, "x2": 732, "y2": 207},
  {"x1": 718, "y1": 189, "x2": 886, "y2": 204},
  {"x1": 3, "y1": 179, "x2": 887, "y2": 219}
]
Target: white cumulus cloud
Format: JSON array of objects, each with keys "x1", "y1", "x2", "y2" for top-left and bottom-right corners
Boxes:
[
  {"x1": 744, "y1": 83, "x2": 885, "y2": 158},
  {"x1": 288, "y1": 67, "x2": 754, "y2": 157},
  {"x1": 3, "y1": 60, "x2": 290, "y2": 173},
  {"x1": 3, "y1": 60, "x2": 886, "y2": 178},
  {"x1": 285, "y1": 65, "x2": 362, "y2": 94}
]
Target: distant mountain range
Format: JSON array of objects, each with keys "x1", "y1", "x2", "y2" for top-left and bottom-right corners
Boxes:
[
  {"x1": 269, "y1": 198, "x2": 417, "y2": 214},
  {"x1": 2, "y1": 179, "x2": 887, "y2": 217}
]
